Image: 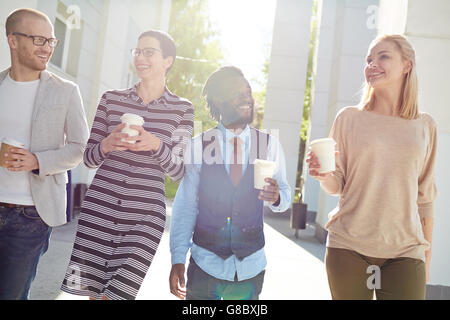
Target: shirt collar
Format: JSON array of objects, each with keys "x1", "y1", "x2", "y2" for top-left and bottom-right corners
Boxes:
[
  {"x1": 126, "y1": 82, "x2": 171, "y2": 107},
  {"x1": 0, "y1": 68, "x2": 47, "y2": 84},
  {"x1": 218, "y1": 122, "x2": 251, "y2": 145}
]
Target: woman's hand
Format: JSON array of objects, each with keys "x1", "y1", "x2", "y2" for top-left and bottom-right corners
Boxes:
[
  {"x1": 306, "y1": 150, "x2": 340, "y2": 195},
  {"x1": 101, "y1": 123, "x2": 134, "y2": 154},
  {"x1": 306, "y1": 150, "x2": 338, "y2": 181},
  {"x1": 125, "y1": 125, "x2": 161, "y2": 152}
]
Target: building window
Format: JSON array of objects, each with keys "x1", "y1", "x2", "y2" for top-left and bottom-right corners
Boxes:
[
  {"x1": 50, "y1": 1, "x2": 83, "y2": 78},
  {"x1": 51, "y1": 17, "x2": 67, "y2": 69},
  {"x1": 127, "y1": 63, "x2": 139, "y2": 87}
]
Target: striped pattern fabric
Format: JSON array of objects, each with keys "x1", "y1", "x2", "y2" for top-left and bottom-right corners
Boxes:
[{"x1": 61, "y1": 85, "x2": 193, "y2": 300}]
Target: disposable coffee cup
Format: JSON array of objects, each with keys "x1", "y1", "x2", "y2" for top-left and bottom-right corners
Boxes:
[
  {"x1": 254, "y1": 159, "x2": 276, "y2": 190},
  {"x1": 0, "y1": 138, "x2": 25, "y2": 168},
  {"x1": 120, "y1": 113, "x2": 145, "y2": 144},
  {"x1": 309, "y1": 138, "x2": 336, "y2": 173}
]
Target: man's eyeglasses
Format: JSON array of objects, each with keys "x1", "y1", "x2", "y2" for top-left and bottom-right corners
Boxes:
[
  {"x1": 12, "y1": 32, "x2": 59, "y2": 48},
  {"x1": 131, "y1": 47, "x2": 162, "y2": 58}
]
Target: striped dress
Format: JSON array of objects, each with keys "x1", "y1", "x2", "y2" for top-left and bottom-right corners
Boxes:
[{"x1": 61, "y1": 85, "x2": 193, "y2": 300}]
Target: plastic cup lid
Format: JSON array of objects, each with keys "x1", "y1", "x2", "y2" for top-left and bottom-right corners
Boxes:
[
  {"x1": 2, "y1": 138, "x2": 25, "y2": 148},
  {"x1": 254, "y1": 159, "x2": 276, "y2": 165},
  {"x1": 121, "y1": 113, "x2": 144, "y2": 125},
  {"x1": 310, "y1": 138, "x2": 336, "y2": 146}
]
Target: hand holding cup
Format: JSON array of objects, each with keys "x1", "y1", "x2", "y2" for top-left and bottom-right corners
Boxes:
[
  {"x1": 101, "y1": 123, "x2": 134, "y2": 154},
  {"x1": 1, "y1": 139, "x2": 39, "y2": 172},
  {"x1": 306, "y1": 138, "x2": 339, "y2": 181},
  {"x1": 120, "y1": 113, "x2": 145, "y2": 144},
  {"x1": 125, "y1": 125, "x2": 161, "y2": 152},
  {"x1": 258, "y1": 177, "x2": 280, "y2": 205}
]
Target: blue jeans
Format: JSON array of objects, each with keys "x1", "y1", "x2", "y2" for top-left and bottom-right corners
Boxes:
[
  {"x1": 186, "y1": 258, "x2": 265, "y2": 300},
  {"x1": 0, "y1": 206, "x2": 52, "y2": 300}
]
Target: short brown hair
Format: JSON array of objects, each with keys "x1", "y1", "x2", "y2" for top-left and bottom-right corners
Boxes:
[
  {"x1": 5, "y1": 8, "x2": 51, "y2": 37},
  {"x1": 139, "y1": 30, "x2": 177, "y2": 73}
]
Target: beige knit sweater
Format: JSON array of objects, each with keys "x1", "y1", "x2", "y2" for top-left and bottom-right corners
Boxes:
[{"x1": 325, "y1": 106, "x2": 438, "y2": 262}]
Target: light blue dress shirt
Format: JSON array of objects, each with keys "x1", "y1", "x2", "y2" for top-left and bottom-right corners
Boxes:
[{"x1": 170, "y1": 123, "x2": 291, "y2": 281}]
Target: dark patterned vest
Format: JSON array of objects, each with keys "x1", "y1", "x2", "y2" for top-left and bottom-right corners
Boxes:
[{"x1": 192, "y1": 127, "x2": 270, "y2": 260}]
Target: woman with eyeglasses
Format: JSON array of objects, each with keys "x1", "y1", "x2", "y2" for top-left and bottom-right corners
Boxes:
[
  {"x1": 307, "y1": 35, "x2": 437, "y2": 300},
  {"x1": 61, "y1": 30, "x2": 194, "y2": 300}
]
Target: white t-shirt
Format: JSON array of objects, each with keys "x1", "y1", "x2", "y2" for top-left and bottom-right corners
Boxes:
[{"x1": 0, "y1": 73, "x2": 40, "y2": 205}]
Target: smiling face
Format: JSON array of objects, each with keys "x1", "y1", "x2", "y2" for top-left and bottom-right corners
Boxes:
[
  {"x1": 134, "y1": 36, "x2": 173, "y2": 81},
  {"x1": 10, "y1": 17, "x2": 55, "y2": 72},
  {"x1": 217, "y1": 76, "x2": 255, "y2": 127},
  {"x1": 364, "y1": 40, "x2": 412, "y2": 89}
]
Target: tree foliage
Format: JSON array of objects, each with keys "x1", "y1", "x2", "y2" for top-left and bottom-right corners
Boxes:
[
  {"x1": 164, "y1": 0, "x2": 224, "y2": 198},
  {"x1": 167, "y1": 0, "x2": 224, "y2": 132},
  {"x1": 251, "y1": 59, "x2": 270, "y2": 130}
]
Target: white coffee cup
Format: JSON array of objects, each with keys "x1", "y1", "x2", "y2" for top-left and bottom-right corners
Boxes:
[
  {"x1": 0, "y1": 138, "x2": 25, "y2": 168},
  {"x1": 309, "y1": 138, "x2": 336, "y2": 173},
  {"x1": 120, "y1": 113, "x2": 145, "y2": 144},
  {"x1": 254, "y1": 159, "x2": 276, "y2": 190}
]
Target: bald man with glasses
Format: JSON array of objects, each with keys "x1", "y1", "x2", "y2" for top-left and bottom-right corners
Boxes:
[{"x1": 0, "y1": 8, "x2": 89, "y2": 300}]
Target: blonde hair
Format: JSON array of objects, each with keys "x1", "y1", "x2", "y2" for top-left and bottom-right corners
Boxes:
[{"x1": 360, "y1": 34, "x2": 419, "y2": 120}]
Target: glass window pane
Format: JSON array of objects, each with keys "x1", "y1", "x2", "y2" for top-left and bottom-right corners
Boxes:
[
  {"x1": 66, "y1": 20, "x2": 83, "y2": 77},
  {"x1": 51, "y1": 18, "x2": 66, "y2": 68}
]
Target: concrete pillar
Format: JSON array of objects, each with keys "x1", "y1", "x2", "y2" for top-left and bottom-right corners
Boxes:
[
  {"x1": 264, "y1": 0, "x2": 314, "y2": 204},
  {"x1": 379, "y1": 0, "x2": 450, "y2": 289},
  {"x1": 158, "y1": 0, "x2": 172, "y2": 32},
  {"x1": 304, "y1": 0, "x2": 377, "y2": 242}
]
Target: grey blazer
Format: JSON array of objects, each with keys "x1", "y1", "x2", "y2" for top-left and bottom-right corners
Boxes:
[{"x1": 0, "y1": 69, "x2": 89, "y2": 227}]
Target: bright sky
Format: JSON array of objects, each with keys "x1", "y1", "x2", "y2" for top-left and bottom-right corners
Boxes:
[{"x1": 208, "y1": 0, "x2": 277, "y2": 91}]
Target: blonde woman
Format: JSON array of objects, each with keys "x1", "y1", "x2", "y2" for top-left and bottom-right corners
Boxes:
[{"x1": 307, "y1": 35, "x2": 437, "y2": 300}]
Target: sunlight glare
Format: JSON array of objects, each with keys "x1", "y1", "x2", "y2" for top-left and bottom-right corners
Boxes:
[{"x1": 208, "y1": 0, "x2": 277, "y2": 89}]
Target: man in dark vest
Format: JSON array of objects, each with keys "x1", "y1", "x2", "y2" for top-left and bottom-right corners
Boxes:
[{"x1": 169, "y1": 66, "x2": 291, "y2": 300}]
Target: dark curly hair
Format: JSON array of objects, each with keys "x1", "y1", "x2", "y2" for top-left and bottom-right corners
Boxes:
[{"x1": 202, "y1": 66, "x2": 245, "y2": 122}]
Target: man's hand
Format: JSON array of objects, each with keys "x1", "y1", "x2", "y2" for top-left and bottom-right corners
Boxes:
[
  {"x1": 169, "y1": 264, "x2": 186, "y2": 300},
  {"x1": 4, "y1": 148, "x2": 39, "y2": 172},
  {"x1": 258, "y1": 177, "x2": 280, "y2": 205},
  {"x1": 101, "y1": 123, "x2": 134, "y2": 154},
  {"x1": 125, "y1": 125, "x2": 161, "y2": 152}
]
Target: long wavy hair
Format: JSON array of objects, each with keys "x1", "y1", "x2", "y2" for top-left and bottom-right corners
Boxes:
[{"x1": 360, "y1": 34, "x2": 419, "y2": 120}]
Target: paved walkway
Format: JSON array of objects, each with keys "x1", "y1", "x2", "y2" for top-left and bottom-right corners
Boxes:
[{"x1": 30, "y1": 204, "x2": 331, "y2": 300}]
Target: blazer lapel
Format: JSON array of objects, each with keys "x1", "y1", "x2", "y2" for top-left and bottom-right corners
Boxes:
[
  {"x1": 31, "y1": 70, "x2": 51, "y2": 122},
  {"x1": 0, "y1": 69, "x2": 10, "y2": 83}
]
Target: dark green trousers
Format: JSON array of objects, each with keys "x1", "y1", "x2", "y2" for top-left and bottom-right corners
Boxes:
[{"x1": 325, "y1": 247, "x2": 426, "y2": 300}]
